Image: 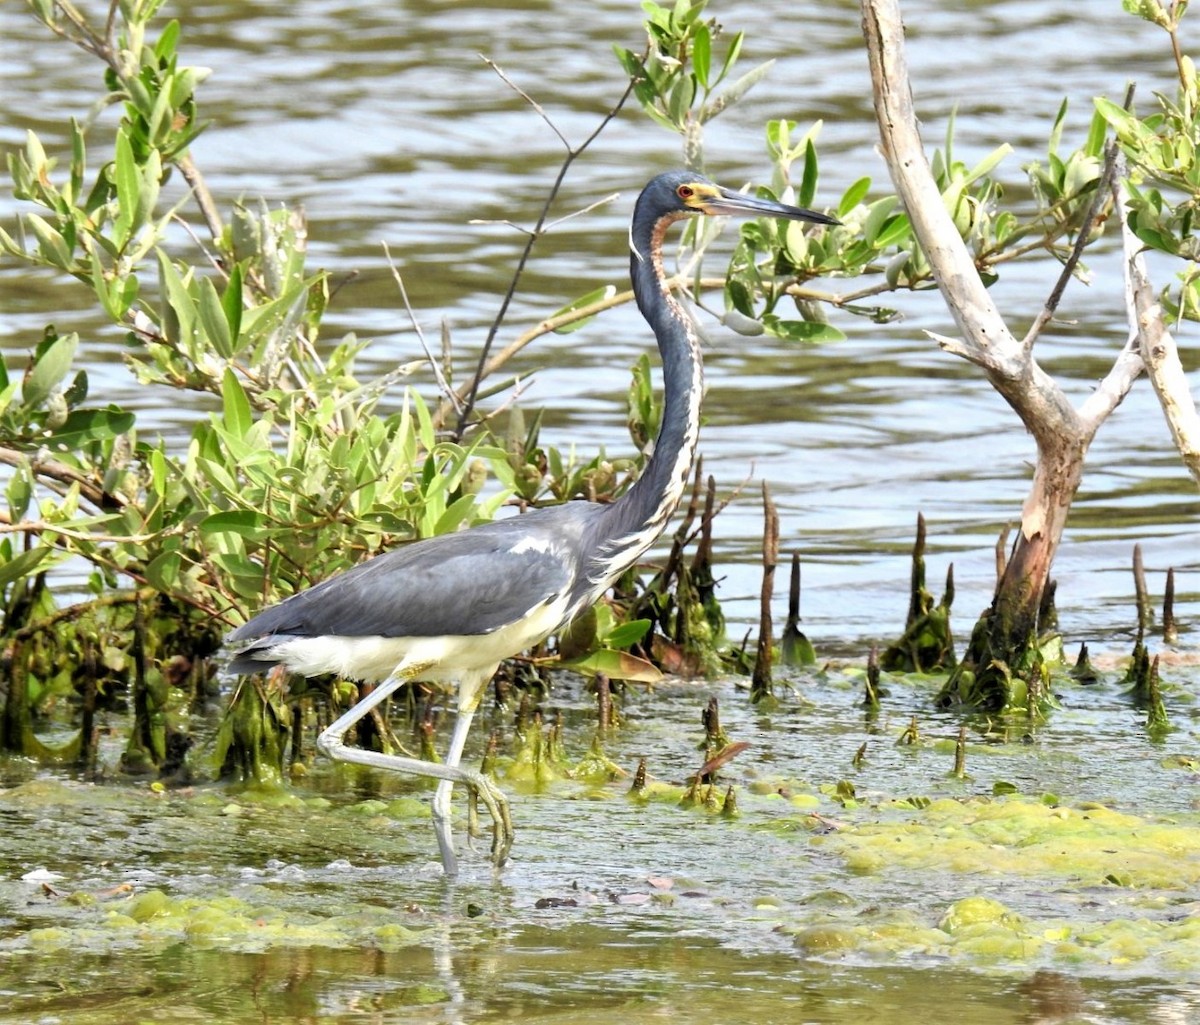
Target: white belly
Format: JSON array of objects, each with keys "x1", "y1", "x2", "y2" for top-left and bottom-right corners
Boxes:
[{"x1": 266, "y1": 593, "x2": 570, "y2": 685}]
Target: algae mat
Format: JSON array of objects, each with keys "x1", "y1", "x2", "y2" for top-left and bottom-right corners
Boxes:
[{"x1": 1, "y1": 669, "x2": 1197, "y2": 1023}]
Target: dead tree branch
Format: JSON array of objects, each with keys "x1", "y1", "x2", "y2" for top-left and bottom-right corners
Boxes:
[{"x1": 1118, "y1": 179, "x2": 1200, "y2": 485}]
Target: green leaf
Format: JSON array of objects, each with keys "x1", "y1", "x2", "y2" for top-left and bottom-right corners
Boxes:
[
  {"x1": 1085, "y1": 106, "x2": 1109, "y2": 158},
  {"x1": 560, "y1": 648, "x2": 664, "y2": 683},
  {"x1": 433, "y1": 492, "x2": 480, "y2": 536},
  {"x1": 26, "y1": 214, "x2": 72, "y2": 269},
  {"x1": 155, "y1": 18, "x2": 181, "y2": 61},
  {"x1": 604, "y1": 618, "x2": 652, "y2": 648},
  {"x1": 89, "y1": 247, "x2": 122, "y2": 320},
  {"x1": 157, "y1": 250, "x2": 195, "y2": 350},
  {"x1": 412, "y1": 389, "x2": 436, "y2": 451},
  {"x1": 874, "y1": 212, "x2": 912, "y2": 249},
  {"x1": 717, "y1": 29, "x2": 744, "y2": 86},
  {"x1": 761, "y1": 316, "x2": 845, "y2": 344},
  {"x1": 168, "y1": 66, "x2": 212, "y2": 111},
  {"x1": 550, "y1": 285, "x2": 616, "y2": 334},
  {"x1": 0, "y1": 546, "x2": 51, "y2": 592},
  {"x1": 22, "y1": 331, "x2": 78, "y2": 410},
  {"x1": 221, "y1": 264, "x2": 244, "y2": 352},
  {"x1": 7, "y1": 463, "x2": 32, "y2": 521},
  {"x1": 692, "y1": 22, "x2": 711, "y2": 88},
  {"x1": 145, "y1": 551, "x2": 181, "y2": 592},
  {"x1": 212, "y1": 553, "x2": 268, "y2": 601},
  {"x1": 199, "y1": 509, "x2": 267, "y2": 539},
  {"x1": 198, "y1": 276, "x2": 233, "y2": 357},
  {"x1": 1047, "y1": 97, "x2": 1069, "y2": 157},
  {"x1": 147, "y1": 82, "x2": 174, "y2": 146},
  {"x1": 112, "y1": 128, "x2": 139, "y2": 249},
  {"x1": 1094, "y1": 96, "x2": 1157, "y2": 148},
  {"x1": 964, "y1": 143, "x2": 1013, "y2": 185},
  {"x1": 838, "y1": 176, "x2": 871, "y2": 217},
  {"x1": 133, "y1": 147, "x2": 162, "y2": 241},
  {"x1": 703, "y1": 58, "x2": 773, "y2": 122},
  {"x1": 47, "y1": 407, "x2": 135, "y2": 448},
  {"x1": 799, "y1": 139, "x2": 818, "y2": 208},
  {"x1": 238, "y1": 276, "x2": 313, "y2": 349},
  {"x1": 221, "y1": 367, "x2": 252, "y2": 438}
]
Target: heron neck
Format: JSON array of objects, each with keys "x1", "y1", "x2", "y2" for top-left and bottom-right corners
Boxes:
[{"x1": 592, "y1": 215, "x2": 702, "y2": 581}]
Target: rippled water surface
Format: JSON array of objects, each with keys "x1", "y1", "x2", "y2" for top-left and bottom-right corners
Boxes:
[
  {"x1": 2, "y1": 0, "x2": 1197, "y2": 643},
  {"x1": 2, "y1": 0, "x2": 1199, "y2": 1021}
]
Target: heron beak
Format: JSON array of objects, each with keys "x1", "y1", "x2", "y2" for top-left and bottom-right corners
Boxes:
[{"x1": 705, "y1": 185, "x2": 840, "y2": 226}]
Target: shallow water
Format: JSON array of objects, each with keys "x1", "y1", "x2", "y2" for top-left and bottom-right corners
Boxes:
[
  {"x1": 2, "y1": 667, "x2": 1199, "y2": 1023},
  {"x1": 2, "y1": 0, "x2": 1200, "y2": 1020},
  {"x1": 1, "y1": 0, "x2": 1197, "y2": 645}
]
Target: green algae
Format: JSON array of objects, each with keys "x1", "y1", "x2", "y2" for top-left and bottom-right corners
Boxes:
[
  {"x1": 2, "y1": 667, "x2": 1199, "y2": 1024},
  {"x1": 32, "y1": 887, "x2": 435, "y2": 953},
  {"x1": 819, "y1": 795, "x2": 1200, "y2": 891}
]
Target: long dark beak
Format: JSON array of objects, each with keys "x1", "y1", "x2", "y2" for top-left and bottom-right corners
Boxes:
[{"x1": 705, "y1": 184, "x2": 840, "y2": 225}]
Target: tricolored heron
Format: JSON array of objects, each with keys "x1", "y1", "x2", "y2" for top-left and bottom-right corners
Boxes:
[{"x1": 224, "y1": 170, "x2": 837, "y2": 874}]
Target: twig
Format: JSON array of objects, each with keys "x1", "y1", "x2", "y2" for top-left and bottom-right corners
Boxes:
[
  {"x1": 1020, "y1": 122, "x2": 1125, "y2": 353},
  {"x1": 177, "y1": 155, "x2": 226, "y2": 242},
  {"x1": 0, "y1": 446, "x2": 124, "y2": 511},
  {"x1": 383, "y1": 242, "x2": 460, "y2": 414},
  {"x1": 451, "y1": 59, "x2": 635, "y2": 440},
  {"x1": 12, "y1": 587, "x2": 157, "y2": 643},
  {"x1": 0, "y1": 520, "x2": 180, "y2": 546}
]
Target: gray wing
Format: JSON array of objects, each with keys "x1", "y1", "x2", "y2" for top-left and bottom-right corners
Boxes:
[{"x1": 226, "y1": 507, "x2": 587, "y2": 645}]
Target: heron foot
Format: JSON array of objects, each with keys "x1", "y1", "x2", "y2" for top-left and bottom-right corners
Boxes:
[
  {"x1": 459, "y1": 768, "x2": 513, "y2": 867},
  {"x1": 318, "y1": 729, "x2": 513, "y2": 871}
]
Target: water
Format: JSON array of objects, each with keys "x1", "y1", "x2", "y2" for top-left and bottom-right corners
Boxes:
[
  {"x1": 1, "y1": 670, "x2": 1198, "y2": 1023},
  {"x1": 2, "y1": 0, "x2": 1200, "y2": 1020},
  {"x1": 2, "y1": 0, "x2": 1197, "y2": 647}
]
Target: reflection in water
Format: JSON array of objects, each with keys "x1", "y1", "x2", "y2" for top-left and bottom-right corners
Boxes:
[{"x1": 2, "y1": 934, "x2": 1198, "y2": 1024}]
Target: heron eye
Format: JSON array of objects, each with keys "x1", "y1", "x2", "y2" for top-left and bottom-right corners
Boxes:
[{"x1": 677, "y1": 184, "x2": 694, "y2": 199}]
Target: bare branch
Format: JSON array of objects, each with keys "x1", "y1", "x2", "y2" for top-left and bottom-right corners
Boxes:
[
  {"x1": 177, "y1": 154, "x2": 225, "y2": 241},
  {"x1": 0, "y1": 446, "x2": 125, "y2": 512},
  {"x1": 480, "y1": 56, "x2": 571, "y2": 151},
  {"x1": 862, "y1": 0, "x2": 1087, "y2": 453},
  {"x1": 437, "y1": 282, "x2": 651, "y2": 427},
  {"x1": 1118, "y1": 180, "x2": 1200, "y2": 484},
  {"x1": 861, "y1": 0, "x2": 1020, "y2": 377},
  {"x1": 450, "y1": 65, "x2": 636, "y2": 439},
  {"x1": 1076, "y1": 332, "x2": 1143, "y2": 433},
  {"x1": 1020, "y1": 128, "x2": 1124, "y2": 353},
  {"x1": 383, "y1": 242, "x2": 460, "y2": 415}
]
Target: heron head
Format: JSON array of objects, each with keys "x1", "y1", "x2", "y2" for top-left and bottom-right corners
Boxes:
[{"x1": 639, "y1": 169, "x2": 840, "y2": 227}]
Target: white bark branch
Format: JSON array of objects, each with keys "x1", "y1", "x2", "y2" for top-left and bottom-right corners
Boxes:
[
  {"x1": 1077, "y1": 333, "x2": 1144, "y2": 434},
  {"x1": 1118, "y1": 181, "x2": 1200, "y2": 486},
  {"x1": 860, "y1": 1, "x2": 1017, "y2": 372},
  {"x1": 861, "y1": 0, "x2": 1084, "y2": 452}
]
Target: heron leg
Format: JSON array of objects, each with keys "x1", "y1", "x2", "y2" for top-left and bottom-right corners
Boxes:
[
  {"x1": 315, "y1": 664, "x2": 512, "y2": 874},
  {"x1": 431, "y1": 707, "x2": 474, "y2": 872},
  {"x1": 431, "y1": 668, "x2": 513, "y2": 871}
]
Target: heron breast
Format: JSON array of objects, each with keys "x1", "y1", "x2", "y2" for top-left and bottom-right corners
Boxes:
[{"x1": 265, "y1": 592, "x2": 571, "y2": 684}]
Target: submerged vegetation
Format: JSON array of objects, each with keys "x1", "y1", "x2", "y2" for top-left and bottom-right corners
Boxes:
[{"x1": 2, "y1": 665, "x2": 1198, "y2": 1013}]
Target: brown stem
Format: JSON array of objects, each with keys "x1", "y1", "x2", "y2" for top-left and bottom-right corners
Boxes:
[
  {"x1": 1133, "y1": 543, "x2": 1151, "y2": 632},
  {"x1": 750, "y1": 481, "x2": 778, "y2": 702},
  {"x1": 1164, "y1": 567, "x2": 1178, "y2": 644}
]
